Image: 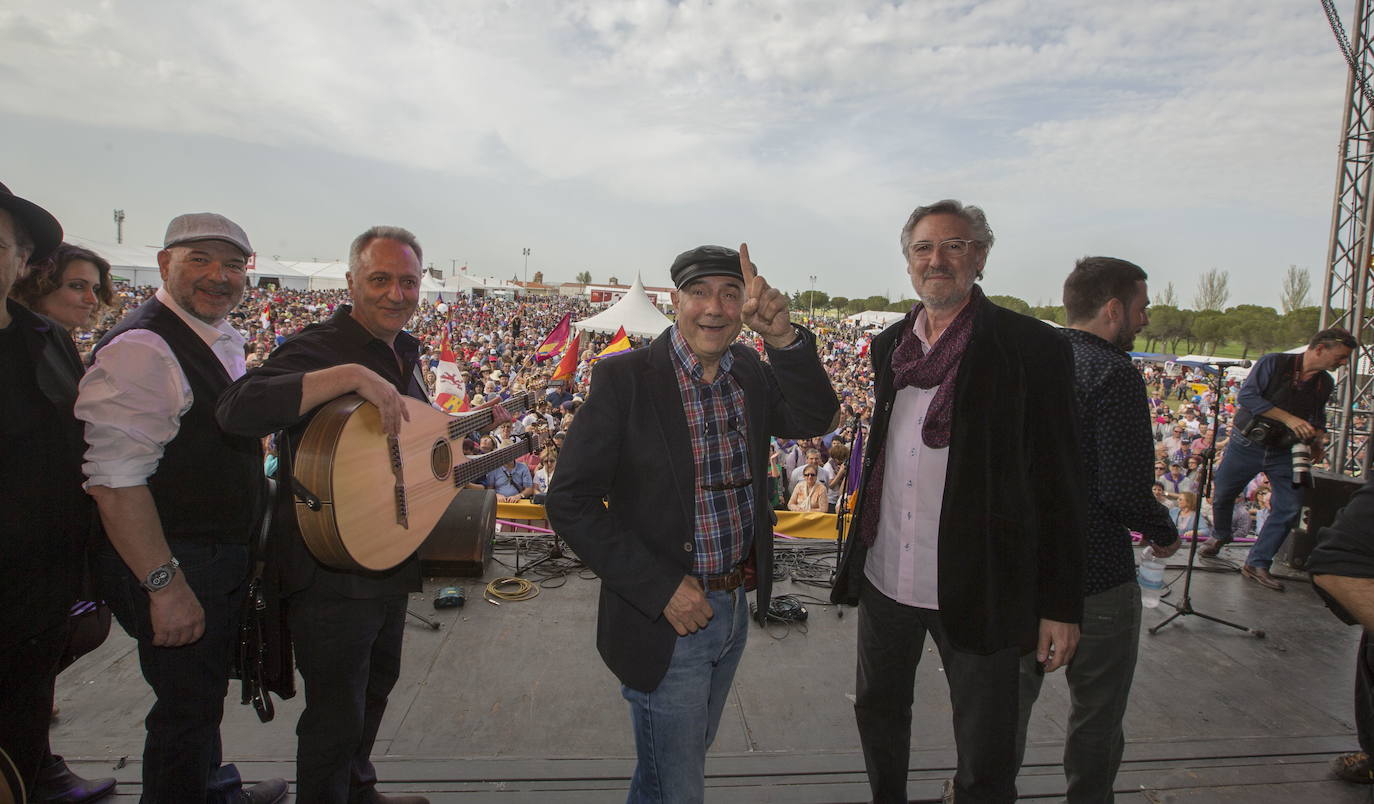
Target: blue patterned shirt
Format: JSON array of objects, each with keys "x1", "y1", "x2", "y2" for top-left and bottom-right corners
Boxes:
[{"x1": 1063, "y1": 329, "x2": 1179, "y2": 595}]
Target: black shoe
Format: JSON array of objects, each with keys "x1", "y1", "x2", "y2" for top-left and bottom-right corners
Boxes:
[
  {"x1": 237, "y1": 778, "x2": 288, "y2": 804},
  {"x1": 1333, "y1": 751, "x2": 1374, "y2": 784},
  {"x1": 29, "y1": 755, "x2": 117, "y2": 803}
]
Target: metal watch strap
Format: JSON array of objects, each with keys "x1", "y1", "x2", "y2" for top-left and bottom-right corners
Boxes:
[{"x1": 142, "y1": 556, "x2": 181, "y2": 592}]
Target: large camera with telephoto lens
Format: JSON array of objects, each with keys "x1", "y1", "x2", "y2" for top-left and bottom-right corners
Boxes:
[{"x1": 1240, "y1": 417, "x2": 1315, "y2": 488}]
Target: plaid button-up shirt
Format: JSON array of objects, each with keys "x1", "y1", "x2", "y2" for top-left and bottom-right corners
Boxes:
[{"x1": 668, "y1": 325, "x2": 755, "y2": 576}]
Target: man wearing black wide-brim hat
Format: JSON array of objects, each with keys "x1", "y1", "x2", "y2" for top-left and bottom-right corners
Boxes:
[{"x1": 0, "y1": 182, "x2": 114, "y2": 802}]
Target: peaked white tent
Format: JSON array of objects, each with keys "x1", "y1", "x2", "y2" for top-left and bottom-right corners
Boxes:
[{"x1": 573, "y1": 274, "x2": 672, "y2": 337}]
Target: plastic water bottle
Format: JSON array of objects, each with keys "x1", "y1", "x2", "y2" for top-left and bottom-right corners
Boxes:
[{"x1": 1138, "y1": 546, "x2": 1165, "y2": 608}]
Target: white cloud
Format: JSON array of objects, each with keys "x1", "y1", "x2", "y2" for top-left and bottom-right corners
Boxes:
[{"x1": 0, "y1": 0, "x2": 1359, "y2": 304}]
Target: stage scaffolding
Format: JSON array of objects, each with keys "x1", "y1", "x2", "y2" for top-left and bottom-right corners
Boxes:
[{"x1": 1322, "y1": 0, "x2": 1374, "y2": 475}]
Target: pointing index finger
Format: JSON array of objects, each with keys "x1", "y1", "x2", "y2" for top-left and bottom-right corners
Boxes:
[{"x1": 739, "y1": 243, "x2": 757, "y2": 284}]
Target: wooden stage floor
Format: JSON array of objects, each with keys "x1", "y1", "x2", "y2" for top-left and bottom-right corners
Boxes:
[{"x1": 48, "y1": 537, "x2": 1374, "y2": 802}]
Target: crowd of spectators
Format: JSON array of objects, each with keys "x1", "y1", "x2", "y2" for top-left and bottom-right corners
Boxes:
[{"x1": 63, "y1": 280, "x2": 1358, "y2": 513}]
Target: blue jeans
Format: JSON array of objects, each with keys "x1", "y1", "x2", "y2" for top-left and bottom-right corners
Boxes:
[
  {"x1": 621, "y1": 587, "x2": 749, "y2": 804},
  {"x1": 1209, "y1": 432, "x2": 1303, "y2": 570},
  {"x1": 1016, "y1": 581, "x2": 1142, "y2": 803},
  {"x1": 94, "y1": 539, "x2": 250, "y2": 804}
]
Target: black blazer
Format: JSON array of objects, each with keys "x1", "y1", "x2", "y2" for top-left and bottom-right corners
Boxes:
[
  {"x1": 831, "y1": 300, "x2": 1087, "y2": 655},
  {"x1": 546, "y1": 326, "x2": 838, "y2": 692},
  {"x1": 4, "y1": 300, "x2": 87, "y2": 646}
]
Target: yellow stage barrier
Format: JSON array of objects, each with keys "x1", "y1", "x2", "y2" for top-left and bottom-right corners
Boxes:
[{"x1": 494, "y1": 501, "x2": 848, "y2": 541}]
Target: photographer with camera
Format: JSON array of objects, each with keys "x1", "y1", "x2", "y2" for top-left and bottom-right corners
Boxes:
[{"x1": 1199, "y1": 327, "x2": 1358, "y2": 590}]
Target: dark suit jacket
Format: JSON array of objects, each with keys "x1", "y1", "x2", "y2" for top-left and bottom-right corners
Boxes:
[
  {"x1": 831, "y1": 300, "x2": 1087, "y2": 655},
  {"x1": 3, "y1": 300, "x2": 87, "y2": 647},
  {"x1": 546, "y1": 326, "x2": 838, "y2": 692}
]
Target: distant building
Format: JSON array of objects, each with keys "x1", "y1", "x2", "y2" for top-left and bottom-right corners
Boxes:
[{"x1": 560, "y1": 281, "x2": 674, "y2": 311}]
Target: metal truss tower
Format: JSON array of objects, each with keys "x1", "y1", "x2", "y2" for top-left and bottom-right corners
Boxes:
[{"x1": 1322, "y1": 0, "x2": 1374, "y2": 475}]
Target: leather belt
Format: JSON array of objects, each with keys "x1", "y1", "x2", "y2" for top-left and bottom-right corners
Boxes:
[
  {"x1": 701, "y1": 566, "x2": 745, "y2": 592},
  {"x1": 699, "y1": 478, "x2": 752, "y2": 492}
]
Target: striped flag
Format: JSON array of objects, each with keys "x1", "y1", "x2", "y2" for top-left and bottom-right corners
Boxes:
[
  {"x1": 590, "y1": 327, "x2": 632, "y2": 363},
  {"x1": 551, "y1": 333, "x2": 581, "y2": 382},
  {"x1": 434, "y1": 328, "x2": 469, "y2": 413},
  {"x1": 534, "y1": 312, "x2": 573, "y2": 363}
]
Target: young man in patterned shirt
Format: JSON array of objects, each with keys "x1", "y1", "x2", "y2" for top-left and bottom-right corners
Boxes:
[{"x1": 1014, "y1": 256, "x2": 1181, "y2": 802}]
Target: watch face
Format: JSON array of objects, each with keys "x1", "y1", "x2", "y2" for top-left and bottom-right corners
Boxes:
[{"x1": 148, "y1": 568, "x2": 172, "y2": 589}]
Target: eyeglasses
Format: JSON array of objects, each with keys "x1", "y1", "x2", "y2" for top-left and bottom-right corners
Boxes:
[
  {"x1": 803, "y1": 473, "x2": 817, "y2": 478},
  {"x1": 907, "y1": 238, "x2": 980, "y2": 261}
]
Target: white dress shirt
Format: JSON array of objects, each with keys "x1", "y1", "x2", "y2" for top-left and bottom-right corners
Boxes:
[
  {"x1": 864, "y1": 307, "x2": 949, "y2": 610},
  {"x1": 75, "y1": 288, "x2": 247, "y2": 489}
]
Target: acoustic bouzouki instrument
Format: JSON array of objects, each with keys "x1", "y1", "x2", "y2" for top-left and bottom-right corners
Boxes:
[{"x1": 293, "y1": 389, "x2": 545, "y2": 571}]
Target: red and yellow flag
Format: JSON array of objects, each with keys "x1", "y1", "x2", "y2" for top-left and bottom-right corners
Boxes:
[
  {"x1": 590, "y1": 327, "x2": 632, "y2": 363},
  {"x1": 551, "y1": 333, "x2": 581, "y2": 382},
  {"x1": 534, "y1": 312, "x2": 573, "y2": 363}
]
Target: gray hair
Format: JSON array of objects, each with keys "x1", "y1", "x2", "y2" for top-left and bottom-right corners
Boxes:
[
  {"x1": 898, "y1": 199, "x2": 995, "y2": 257},
  {"x1": 348, "y1": 225, "x2": 423, "y2": 272}
]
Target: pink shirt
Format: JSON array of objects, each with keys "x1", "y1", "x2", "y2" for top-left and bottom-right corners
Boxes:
[{"x1": 864, "y1": 308, "x2": 948, "y2": 609}]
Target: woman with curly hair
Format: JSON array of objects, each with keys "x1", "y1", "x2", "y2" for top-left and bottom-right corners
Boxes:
[
  {"x1": 9, "y1": 243, "x2": 113, "y2": 332},
  {"x1": 8, "y1": 241, "x2": 119, "y2": 802}
]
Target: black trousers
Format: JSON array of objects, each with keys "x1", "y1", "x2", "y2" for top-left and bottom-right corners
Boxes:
[
  {"x1": 288, "y1": 590, "x2": 406, "y2": 804},
  {"x1": 855, "y1": 577, "x2": 1022, "y2": 804},
  {"x1": 0, "y1": 621, "x2": 67, "y2": 792},
  {"x1": 1357, "y1": 630, "x2": 1374, "y2": 755},
  {"x1": 95, "y1": 539, "x2": 250, "y2": 804}
]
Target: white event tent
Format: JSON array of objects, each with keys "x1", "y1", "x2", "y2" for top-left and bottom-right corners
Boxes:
[
  {"x1": 69, "y1": 236, "x2": 314, "y2": 290},
  {"x1": 845, "y1": 310, "x2": 905, "y2": 329},
  {"x1": 573, "y1": 274, "x2": 672, "y2": 337}
]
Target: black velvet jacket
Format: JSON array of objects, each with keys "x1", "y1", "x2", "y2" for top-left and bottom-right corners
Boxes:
[
  {"x1": 832, "y1": 299, "x2": 1087, "y2": 655},
  {"x1": 546, "y1": 325, "x2": 838, "y2": 693}
]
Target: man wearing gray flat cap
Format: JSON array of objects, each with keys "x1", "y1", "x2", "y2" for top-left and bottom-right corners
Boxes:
[
  {"x1": 75, "y1": 213, "x2": 286, "y2": 803},
  {"x1": 547, "y1": 244, "x2": 838, "y2": 802}
]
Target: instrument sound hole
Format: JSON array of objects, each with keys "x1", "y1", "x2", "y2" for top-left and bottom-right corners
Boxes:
[{"x1": 431, "y1": 440, "x2": 452, "y2": 480}]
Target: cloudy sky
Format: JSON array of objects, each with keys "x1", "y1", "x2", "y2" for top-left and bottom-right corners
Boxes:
[{"x1": 0, "y1": 0, "x2": 1357, "y2": 308}]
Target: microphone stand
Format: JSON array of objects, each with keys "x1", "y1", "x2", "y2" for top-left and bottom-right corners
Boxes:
[
  {"x1": 1149, "y1": 361, "x2": 1265, "y2": 638},
  {"x1": 829, "y1": 417, "x2": 863, "y2": 619}
]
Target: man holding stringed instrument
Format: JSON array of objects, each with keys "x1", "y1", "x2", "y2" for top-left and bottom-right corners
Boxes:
[
  {"x1": 546, "y1": 244, "x2": 838, "y2": 803},
  {"x1": 217, "y1": 226, "x2": 522, "y2": 804}
]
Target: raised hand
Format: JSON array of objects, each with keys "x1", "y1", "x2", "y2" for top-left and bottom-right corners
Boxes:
[{"x1": 738, "y1": 243, "x2": 796, "y2": 348}]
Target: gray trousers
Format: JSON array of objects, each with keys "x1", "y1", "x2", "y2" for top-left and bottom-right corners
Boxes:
[
  {"x1": 1015, "y1": 581, "x2": 1142, "y2": 803},
  {"x1": 855, "y1": 577, "x2": 1022, "y2": 804}
]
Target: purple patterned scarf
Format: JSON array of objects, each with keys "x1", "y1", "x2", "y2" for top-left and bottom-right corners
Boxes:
[{"x1": 856, "y1": 285, "x2": 986, "y2": 546}]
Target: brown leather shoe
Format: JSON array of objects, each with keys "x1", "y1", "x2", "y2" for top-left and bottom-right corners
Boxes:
[
  {"x1": 1333, "y1": 751, "x2": 1374, "y2": 783},
  {"x1": 1199, "y1": 537, "x2": 1224, "y2": 558},
  {"x1": 1241, "y1": 564, "x2": 1285, "y2": 591}
]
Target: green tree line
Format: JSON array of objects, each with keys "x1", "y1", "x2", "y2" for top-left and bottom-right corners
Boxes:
[{"x1": 799, "y1": 267, "x2": 1330, "y2": 357}]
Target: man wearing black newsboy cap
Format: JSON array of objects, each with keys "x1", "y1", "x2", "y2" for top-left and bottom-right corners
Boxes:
[{"x1": 547, "y1": 243, "x2": 838, "y2": 802}]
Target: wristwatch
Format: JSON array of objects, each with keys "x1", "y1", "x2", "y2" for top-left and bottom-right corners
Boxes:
[{"x1": 142, "y1": 557, "x2": 181, "y2": 593}]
